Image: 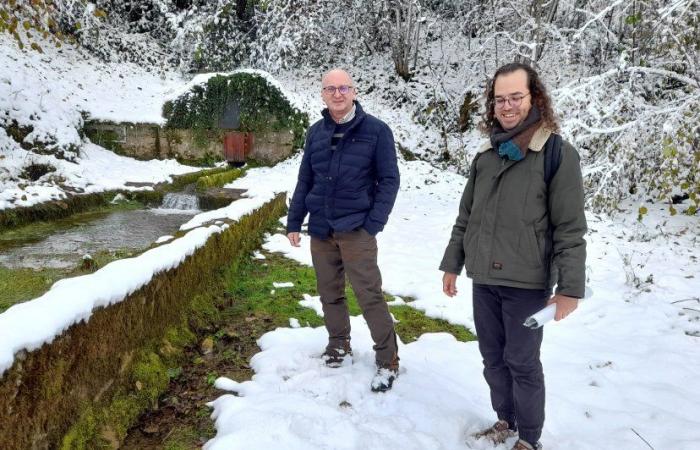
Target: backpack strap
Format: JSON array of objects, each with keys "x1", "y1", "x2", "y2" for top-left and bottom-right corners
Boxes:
[
  {"x1": 543, "y1": 133, "x2": 563, "y2": 186},
  {"x1": 543, "y1": 133, "x2": 562, "y2": 292}
]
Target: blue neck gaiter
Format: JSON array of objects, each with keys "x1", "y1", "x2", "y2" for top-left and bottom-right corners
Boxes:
[{"x1": 498, "y1": 140, "x2": 525, "y2": 161}]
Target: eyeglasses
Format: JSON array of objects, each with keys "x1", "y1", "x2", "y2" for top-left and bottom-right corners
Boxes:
[
  {"x1": 322, "y1": 85, "x2": 354, "y2": 95},
  {"x1": 494, "y1": 92, "x2": 530, "y2": 109}
]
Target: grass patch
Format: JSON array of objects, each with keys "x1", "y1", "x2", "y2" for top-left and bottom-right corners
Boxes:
[
  {"x1": 392, "y1": 304, "x2": 475, "y2": 343},
  {"x1": 0, "y1": 266, "x2": 63, "y2": 313},
  {"x1": 0, "y1": 247, "x2": 146, "y2": 313},
  {"x1": 163, "y1": 426, "x2": 212, "y2": 450},
  {"x1": 226, "y1": 249, "x2": 474, "y2": 344},
  {"x1": 224, "y1": 252, "x2": 364, "y2": 330}
]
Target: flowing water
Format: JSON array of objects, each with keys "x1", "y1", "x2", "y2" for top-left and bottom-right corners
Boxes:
[
  {"x1": 0, "y1": 195, "x2": 201, "y2": 270},
  {"x1": 160, "y1": 193, "x2": 200, "y2": 211}
]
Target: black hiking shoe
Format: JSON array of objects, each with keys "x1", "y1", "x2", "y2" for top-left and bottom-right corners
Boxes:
[
  {"x1": 321, "y1": 340, "x2": 353, "y2": 368},
  {"x1": 370, "y1": 355, "x2": 399, "y2": 392}
]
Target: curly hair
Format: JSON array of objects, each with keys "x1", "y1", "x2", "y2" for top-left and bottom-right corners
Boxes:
[{"x1": 479, "y1": 62, "x2": 559, "y2": 134}]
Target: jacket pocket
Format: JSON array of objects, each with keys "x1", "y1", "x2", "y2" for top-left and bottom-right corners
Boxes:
[
  {"x1": 463, "y1": 223, "x2": 479, "y2": 272},
  {"x1": 519, "y1": 225, "x2": 545, "y2": 267}
]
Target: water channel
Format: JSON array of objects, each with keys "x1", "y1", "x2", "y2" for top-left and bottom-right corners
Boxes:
[{"x1": 0, "y1": 193, "x2": 202, "y2": 270}]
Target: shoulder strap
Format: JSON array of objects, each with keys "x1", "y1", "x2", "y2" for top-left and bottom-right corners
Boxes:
[
  {"x1": 469, "y1": 151, "x2": 484, "y2": 179},
  {"x1": 543, "y1": 133, "x2": 563, "y2": 186},
  {"x1": 543, "y1": 134, "x2": 562, "y2": 291}
]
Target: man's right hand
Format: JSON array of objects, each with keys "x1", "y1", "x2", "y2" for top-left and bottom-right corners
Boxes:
[
  {"x1": 287, "y1": 232, "x2": 301, "y2": 247},
  {"x1": 442, "y1": 272, "x2": 458, "y2": 297}
]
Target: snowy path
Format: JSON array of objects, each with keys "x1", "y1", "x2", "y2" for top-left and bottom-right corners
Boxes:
[{"x1": 205, "y1": 156, "x2": 700, "y2": 450}]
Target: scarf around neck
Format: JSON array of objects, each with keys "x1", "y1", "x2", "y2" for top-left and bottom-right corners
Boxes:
[{"x1": 489, "y1": 105, "x2": 542, "y2": 161}]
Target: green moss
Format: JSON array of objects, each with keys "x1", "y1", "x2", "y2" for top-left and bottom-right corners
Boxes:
[
  {"x1": 43, "y1": 358, "x2": 69, "y2": 400},
  {"x1": 195, "y1": 168, "x2": 243, "y2": 192},
  {"x1": 0, "y1": 266, "x2": 63, "y2": 312},
  {"x1": 84, "y1": 127, "x2": 123, "y2": 154},
  {"x1": 61, "y1": 396, "x2": 145, "y2": 449},
  {"x1": 103, "y1": 397, "x2": 143, "y2": 443},
  {"x1": 60, "y1": 407, "x2": 98, "y2": 450},
  {"x1": 163, "y1": 73, "x2": 309, "y2": 150},
  {"x1": 169, "y1": 167, "x2": 232, "y2": 191},
  {"x1": 0, "y1": 194, "x2": 287, "y2": 449},
  {"x1": 129, "y1": 189, "x2": 164, "y2": 206},
  {"x1": 132, "y1": 352, "x2": 169, "y2": 405},
  {"x1": 164, "y1": 325, "x2": 197, "y2": 350}
]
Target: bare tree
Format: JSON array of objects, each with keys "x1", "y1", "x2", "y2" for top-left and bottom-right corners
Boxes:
[{"x1": 386, "y1": 0, "x2": 424, "y2": 81}]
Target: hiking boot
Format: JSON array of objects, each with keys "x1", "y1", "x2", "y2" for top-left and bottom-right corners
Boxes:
[
  {"x1": 511, "y1": 439, "x2": 543, "y2": 450},
  {"x1": 321, "y1": 340, "x2": 352, "y2": 368},
  {"x1": 370, "y1": 355, "x2": 399, "y2": 393},
  {"x1": 472, "y1": 420, "x2": 517, "y2": 444}
]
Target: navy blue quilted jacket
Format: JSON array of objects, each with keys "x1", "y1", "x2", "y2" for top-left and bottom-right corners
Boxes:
[{"x1": 287, "y1": 101, "x2": 400, "y2": 238}]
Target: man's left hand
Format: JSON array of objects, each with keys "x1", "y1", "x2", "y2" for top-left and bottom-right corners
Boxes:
[{"x1": 547, "y1": 294, "x2": 579, "y2": 321}]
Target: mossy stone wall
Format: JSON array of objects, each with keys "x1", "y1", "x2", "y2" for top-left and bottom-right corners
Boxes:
[{"x1": 0, "y1": 194, "x2": 286, "y2": 449}]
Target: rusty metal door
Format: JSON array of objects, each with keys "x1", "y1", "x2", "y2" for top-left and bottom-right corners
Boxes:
[{"x1": 223, "y1": 132, "x2": 253, "y2": 165}]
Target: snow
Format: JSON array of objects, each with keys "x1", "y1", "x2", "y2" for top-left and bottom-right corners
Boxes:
[
  {"x1": 0, "y1": 37, "x2": 287, "y2": 372},
  {"x1": 0, "y1": 191, "x2": 280, "y2": 376},
  {"x1": 273, "y1": 282, "x2": 294, "y2": 288},
  {"x1": 0, "y1": 224, "x2": 219, "y2": 375},
  {"x1": 0, "y1": 33, "x2": 200, "y2": 210},
  {"x1": 204, "y1": 153, "x2": 700, "y2": 450},
  {"x1": 1, "y1": 22, "x2": 699, "y2": 450}
]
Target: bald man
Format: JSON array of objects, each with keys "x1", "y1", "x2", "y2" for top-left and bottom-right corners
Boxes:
[{"x1": 287, "y1": 69, "x2": 401, "y2": 392}]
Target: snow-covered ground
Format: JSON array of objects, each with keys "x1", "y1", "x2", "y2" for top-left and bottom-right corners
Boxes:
[
  {"x1": 2, "y1": 27, "x2": 700, "y2": 450},
  {"x1": 204, "y1": 155, "x2": 700, "y2": 450},
  {"x1": 0, "y1": 33, "x2": 198, "y2": 209}
]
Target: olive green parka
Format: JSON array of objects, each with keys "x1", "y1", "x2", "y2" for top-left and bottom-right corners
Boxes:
[{"x1": 439, "y1": 126, "x2": 587, "y2": 298}]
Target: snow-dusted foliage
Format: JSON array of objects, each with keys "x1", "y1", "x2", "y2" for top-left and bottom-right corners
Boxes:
[
  {"x1": 249, "y1": 0, "x2": 389, "y2": 72},
  {"x1": 412, "y1": 0, "x2": 700, "y2": 215},
  {"x1": 1, "y1": 0, "x2": 697, "y2": 215}
]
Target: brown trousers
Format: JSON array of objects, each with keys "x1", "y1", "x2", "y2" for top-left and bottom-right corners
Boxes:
[{"x1": 310, "y1": 229, "x2": 398, "y2": 366}]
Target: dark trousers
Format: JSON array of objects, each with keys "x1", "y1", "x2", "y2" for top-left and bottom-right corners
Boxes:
[
  {"x1": 310, "y1": 229, "x2": 398, "y2": 366},
  {"x1": 473, "y1": 283, "x2": 549, "y2": 445}
]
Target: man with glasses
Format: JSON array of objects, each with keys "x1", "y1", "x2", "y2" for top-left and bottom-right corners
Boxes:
[
  {"x1": 287, "y1": 68, "x2": 401, "y2": 392},
  {"x1": 440, "y1": 63, "x2": 587, "y2": 450}
]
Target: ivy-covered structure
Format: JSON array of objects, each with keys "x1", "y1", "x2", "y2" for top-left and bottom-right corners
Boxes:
[
  {"x1": 85, "y1": 72, "x2": 308, "y2": 166},
  {"x1": 163, "y1": 72, "x2": 309, "y2": 165}
]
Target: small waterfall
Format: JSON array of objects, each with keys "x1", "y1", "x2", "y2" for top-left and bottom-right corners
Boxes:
[{"x1": 160, "y1": 193, "x2": 200, "y2": 211}]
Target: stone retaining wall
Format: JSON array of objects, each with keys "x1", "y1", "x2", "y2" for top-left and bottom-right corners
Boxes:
[
  {"x1": 85, "y1": 121, "x2": 296, "y2": 164},
  {"x1": 0, "y1": 194, "x2": 286, "y2": 449}
]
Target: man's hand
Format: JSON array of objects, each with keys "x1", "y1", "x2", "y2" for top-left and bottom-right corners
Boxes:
[
  {"x1": 547, "y1": 294, "x2": 579, "y2": 321},
  {"x1": 442, "y1": 272, "x2": 458, "y2": 297},
  {"x1": 287, "y1": 232, "x2": 301, "y2": 247}
]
